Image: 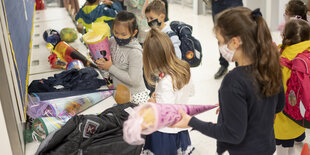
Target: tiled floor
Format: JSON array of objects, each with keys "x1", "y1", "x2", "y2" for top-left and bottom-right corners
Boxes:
[{"x1": 165, "y1": 3, "x2": 310, "y2": 155}]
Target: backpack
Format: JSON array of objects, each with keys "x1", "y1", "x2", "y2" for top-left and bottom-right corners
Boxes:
[
  {"x1": 167, "y1": 21, "x2": 202, "y2": 67},
  {"x1": 280, "y1": 50, "x2": 310, "y2": 128}
]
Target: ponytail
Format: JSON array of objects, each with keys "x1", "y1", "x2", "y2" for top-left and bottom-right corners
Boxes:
[
  {"x1": 215, "y1": 7, "x2": 282, "y2": 97},
  {"x1": 254, "y1": 15, "x2": 282, "y2": 97}
]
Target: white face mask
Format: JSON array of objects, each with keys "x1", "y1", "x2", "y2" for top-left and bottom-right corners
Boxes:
[
  {"x1": 219, "y1": 44, "x2": 235, "y2": 62},
  {"x1": 307, "y1": 13, "x2": 310, "y2": 22}
]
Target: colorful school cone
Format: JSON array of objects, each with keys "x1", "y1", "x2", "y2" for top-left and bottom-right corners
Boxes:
[
  {"x1": 123, "y1": 102, "x2": 218, "y2": 145},
  {"x1": 53, "y1": 41, "x2": 97, "y2": 68},
  {"x1": 83, "y1": 22, "x2": 111, "y2": 61},
  {"x1": 301, "y1": 143, "x2": 310, "y2": 155},
  {"x1": 27, "y1": 90, "x2": 114, "y2": 118},
  {"x1": 115, "y1": 84, "x2": 131, "y2": 104},
  {"x1": 32, "y1": 116, "x2": 71, "y2": 142}
]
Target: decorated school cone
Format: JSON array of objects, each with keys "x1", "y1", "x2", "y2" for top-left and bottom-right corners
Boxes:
[
  {"x1": 123, "y1": 102, "x2": 218, "y2": 145},
  {"x1": 301, "y1": 143, "x2": 310, "y2": 155},
  {"x1": 32, "y1": 116, "x2": 71, "y2": 142},
  {"x1": 27, "y1": 90, "x2": 114, "y2": 118},
  {"x1": 83, "y1": 22, "x2": 111, "y2": 61},
  {"x1": 52, "y1": 41, "x2": 97, "y2": 68},
  {"x1": 115, "y1": 84, "x2": 131, "y2": 104}
]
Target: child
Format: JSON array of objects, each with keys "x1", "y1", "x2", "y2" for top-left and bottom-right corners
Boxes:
[
  {"x1": 75, "y1": 0, "x2": 122, "y2": 33},
  {"x1": 284, "y1": 0, "x2": 308, "y2": 22},
  {"x1": 124, "y1": 0, "x2": 152, "y2": 43},
  {"x1": 274, "y1": 19, "x2": 310, "y2": 155},
  {"x1": 142, "y1": 28, "x2": 194, "y2": 155},
  {"x1": 96, "y1": 11, "x2": 149, "y2": 105},
  {"x1": 173, "y1": 7, "x2": 285, "y2": 155},
  {"x1": 145, "y1": 0, "x2": 182, "y2": 59}
]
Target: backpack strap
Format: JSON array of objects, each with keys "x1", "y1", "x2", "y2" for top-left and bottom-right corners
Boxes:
[{"x1": 280, "y1": 57, "x2": 292, "y2": 69}]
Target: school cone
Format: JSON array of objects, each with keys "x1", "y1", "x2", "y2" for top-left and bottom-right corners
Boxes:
[
  {"x1": 27, "y1": 90, "x2": 114, "y2": 118},
  {"x1": 32, "y1": 116, "x2": 71, "y2": 142},
  {"x1": 115, "y1": 84, "x2": 131, "y2": 104},
  {"x1": 301, "y1": 143, "x2": 310, "y2": 155},
  {"x1": 123, "y1": 102, "x2": 218, "y2": 145}
]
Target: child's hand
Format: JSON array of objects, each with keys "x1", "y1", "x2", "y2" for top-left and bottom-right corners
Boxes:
[
  {"x1": 147, "y1": 92, "x2": 156, "y2": 103},
  {"x1": 215, "y1": 103, "x2": 220, "y2": 114},
  {"x1": 95, "y1": 56, "x2": 112, "y2": 71},
  {"x1": 170, "y1": 110, "x2": 191, "y2": 128}
]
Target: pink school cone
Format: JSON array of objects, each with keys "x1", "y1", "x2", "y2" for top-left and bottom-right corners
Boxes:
[{"x1": 123, "y1": 102, "x2": 217, "y2": 145}]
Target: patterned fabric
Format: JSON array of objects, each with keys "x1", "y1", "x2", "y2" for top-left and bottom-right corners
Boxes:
[{"x1": 132, "y1": 89, "x2": 150, "y2": 104}]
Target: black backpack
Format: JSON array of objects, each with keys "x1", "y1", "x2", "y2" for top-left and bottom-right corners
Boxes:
[{"x1": 167, "y1": 21, "x2": 202, "y2": 67}]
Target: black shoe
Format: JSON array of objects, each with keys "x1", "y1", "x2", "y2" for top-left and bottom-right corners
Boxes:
[{"x1": 214, "y1": 66, "x2": 228, "y2": 79}]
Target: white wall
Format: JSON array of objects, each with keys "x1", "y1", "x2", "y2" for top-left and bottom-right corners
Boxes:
[{"x1": 0, "y1": 101, "x2": 13, "y2": 155}]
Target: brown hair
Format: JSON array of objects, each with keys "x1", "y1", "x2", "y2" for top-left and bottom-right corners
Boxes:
[
  {"x1": 143, "y1": 28, "x2": 190, "y2": 90},
  {"x1": 286, "y1": 0, "x2": 308, "y2": 20},
  {"x1": 281, "y1": 19, "x2": 310, "y2": 49},
  {"x1": 145, "y1": 0, "x2": 166, "y2": 15},
  {"x1": 113, "y1": 11, "x2": 139, "y2": 38},
  {"x1": 215, "y1": 7, "x2": 282, "y2": 97}
]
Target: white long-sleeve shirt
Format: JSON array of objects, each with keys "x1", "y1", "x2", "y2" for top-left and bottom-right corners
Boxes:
[{"x1": 155, "y1": 75, "x2": 195, "y2": 133}]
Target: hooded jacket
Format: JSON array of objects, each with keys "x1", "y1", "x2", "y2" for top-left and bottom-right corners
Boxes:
[
  {"x1": 108, "y1": 37, "x2": 147, "y2": 96},
  {"x1": 35, "y1": 103, "x2": 142, "y2": 155},
  {"x1": 75, "y1": 2, "x2": 122, "y2": 32}
]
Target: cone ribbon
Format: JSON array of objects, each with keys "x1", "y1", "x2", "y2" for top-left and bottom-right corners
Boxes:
[
  {"x1": 123, "y1": 102, "x2": 218, "y2": 145},
  {"x1": 27, "y1": 90, "x2": 113, "y2": 118}
]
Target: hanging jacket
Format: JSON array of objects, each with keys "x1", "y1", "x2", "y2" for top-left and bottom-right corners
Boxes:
[{"x1": 35, "y1": 102, "x2": 142, "y2": 155}]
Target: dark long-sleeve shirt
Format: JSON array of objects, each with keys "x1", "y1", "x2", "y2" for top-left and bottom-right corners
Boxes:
[{"x1": 189, "y1": 66, "x2": 285, "y2": 155}]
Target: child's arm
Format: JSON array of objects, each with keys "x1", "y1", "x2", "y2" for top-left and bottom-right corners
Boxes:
[
  {"x1": 170, "y1": 35, "x2": 182, "y2": 59},
  {"x1": 108, "y1": 50, "x2": 143, "y2": 87}
]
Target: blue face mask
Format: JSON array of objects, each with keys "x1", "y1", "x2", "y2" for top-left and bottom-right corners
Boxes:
[{"x1": 115, "y1": 36, "x2": 132, "y2": 46}]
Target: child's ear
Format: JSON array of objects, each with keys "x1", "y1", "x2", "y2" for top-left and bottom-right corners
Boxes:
[
  {"x1": 159, "y1": 13, "x2": 165, "y2": 22},
  {"x1": 132, "y1": 29, "x2": 139, "y2": 37}
]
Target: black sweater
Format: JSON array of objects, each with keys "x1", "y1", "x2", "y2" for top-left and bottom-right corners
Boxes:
[{"x1": 189, "y1": 66, "x2": 285, "y2": 155}]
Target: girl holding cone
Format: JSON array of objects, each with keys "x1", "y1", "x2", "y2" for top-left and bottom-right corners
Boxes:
[
  {"x1": 141, "y1": 28, "x2": 195, "y2": 155},
  {"x1": 173, "y1": 7, "x2": 285, "y2": 155}
]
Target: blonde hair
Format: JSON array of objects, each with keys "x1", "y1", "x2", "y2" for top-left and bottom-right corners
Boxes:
[{"x1": 143, "y1": 28, "x2": 190, "y2": 90}]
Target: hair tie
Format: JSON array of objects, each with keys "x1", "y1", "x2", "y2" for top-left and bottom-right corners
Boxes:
[{"x1": 252, "y1": 8, "x2": 262, "y2": 20}]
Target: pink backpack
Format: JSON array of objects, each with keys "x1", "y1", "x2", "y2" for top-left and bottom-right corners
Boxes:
[{"x1": 281, "y1": 50, "x2": 310, "y2": 128}]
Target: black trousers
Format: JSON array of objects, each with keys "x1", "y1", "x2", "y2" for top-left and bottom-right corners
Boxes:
[{"x1": 211, "y1": 0, "x2": 243, "y2": 68}]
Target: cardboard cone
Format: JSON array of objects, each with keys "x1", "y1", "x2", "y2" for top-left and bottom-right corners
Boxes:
[
  {"x1": 32, "y1": 116, "x2": 70, "y2": 142},
  {"x1": 27, "y1": 90, "x2": 113, "y2": 118},
  {"x1": 123, "y1": 102, "x2": 218, "y2": 145},
  {"x1": 83, "y1": 22, "x2": 111, "y2": 61},
  {"x1": 301, "y1": 143, "x2": 310, "y2": 155},
  {"x1": 115, "y1": 84, "x2": 131, "y2": 104}
]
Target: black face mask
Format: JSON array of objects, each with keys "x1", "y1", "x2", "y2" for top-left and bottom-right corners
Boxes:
[
  {"x1": 148, "y1": 19, "x2": 162, "y2": 27},
  {"x1": 114, "y1": 36, "x2": 132, "y2": 46}
]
